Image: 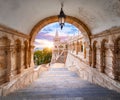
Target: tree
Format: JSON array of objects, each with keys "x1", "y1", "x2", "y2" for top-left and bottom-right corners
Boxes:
[{"x1": 34, "y1": 47, "x2": 52, "y2": 66}]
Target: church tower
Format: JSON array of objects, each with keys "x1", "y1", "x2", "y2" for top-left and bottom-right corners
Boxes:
[
  {"x1": 54, "y1": 30, "x2": 60, "y2": 44},
  {"x1": 51, "y1": 30, "x2": 61, "y2": 63},
  {"x1": 53, "y1": 30, "x2": 61, "y2": 49}
]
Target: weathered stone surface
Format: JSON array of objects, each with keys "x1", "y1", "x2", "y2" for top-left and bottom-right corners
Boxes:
[
  {"x1": 0, "y1": 65, "x2": 49, "y2": 96},
  {"x1": 66, "y1": 52, "x2": 120, "y2": 93},
  {"x1": 1, "y1": 63, "x2": 120, "y2": 100}
]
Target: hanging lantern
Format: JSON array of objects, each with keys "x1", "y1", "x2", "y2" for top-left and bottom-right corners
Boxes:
[{"x1": 58, "y1": 3, "x2": 66, "y2": 30}]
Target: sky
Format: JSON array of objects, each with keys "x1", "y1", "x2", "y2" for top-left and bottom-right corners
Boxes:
[{"x1": 34, "y1": 22, "x2": 81, "y2": 50}]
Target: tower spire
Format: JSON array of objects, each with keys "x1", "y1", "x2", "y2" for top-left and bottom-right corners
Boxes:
[
  {"x1": 54, "y1": 30, "x2": 60, "y2": 42},
  {"x1": 55, "y1": 30, "x2": 59, "y2": 38}
]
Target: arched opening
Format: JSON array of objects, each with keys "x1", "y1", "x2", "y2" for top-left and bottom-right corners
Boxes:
[
  {"x1": 29, "y1": 15, "x2": 91, "y2": 67},
  {"x1": 30, "y1": 16, "x2": 91, "y2": 45},
  {"x1": 81, "y1": 43, "x2": 83, "y2": 52},
  {"x1": 15, "y1": 39, "x2": 21, "y2": 74},
  {"x1": 76, "y1": 41, "x2": 79, "y2": 55},
  {"x1": 92, "y1": 41, "x2": 97, "y2": 68},
  {"x1": 84, "y1": 42, "x2": 87, "y2": 59},
  {"x1": 114, "y1": 37, "x2": 120, "y2": 81},
  {"x1": 33, "y1": 22, "x2": 80, "y2": 66},
  {"x1": 100, "y1": 39, "x2": 108, "y2": 73}
]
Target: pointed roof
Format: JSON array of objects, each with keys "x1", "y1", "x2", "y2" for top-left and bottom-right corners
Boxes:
[
  {"x1": 54, "y1": 30, "x2": 60, "y2": 42},
  {"x1": 55, "y1": 30, "x2": 59, "y2": 38}
]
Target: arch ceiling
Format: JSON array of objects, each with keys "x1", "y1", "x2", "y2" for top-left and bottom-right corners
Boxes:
[{"x1": 0, "y1": 0, "x2": 120, "y2": 35}]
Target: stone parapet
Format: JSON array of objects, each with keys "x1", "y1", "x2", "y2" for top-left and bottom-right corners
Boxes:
[
  {"x1": 0, "y1": 64, "x2": 49, "y2": 96},
  {"x1": 66, "y1": 52, "x2": 120, "y2": 93}
]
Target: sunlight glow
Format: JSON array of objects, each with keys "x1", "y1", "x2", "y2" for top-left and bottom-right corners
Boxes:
[
  {"x1": 34, "y1": 39, "x2": 54, "y2": 49},
  {"x1": 47, "y1": 42, "x2": 54, "y2": 49}
]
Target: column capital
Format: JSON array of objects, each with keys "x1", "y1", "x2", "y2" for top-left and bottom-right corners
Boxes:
[{"x1": 30, "y1": 45, "x2": 35, "y2": 49}]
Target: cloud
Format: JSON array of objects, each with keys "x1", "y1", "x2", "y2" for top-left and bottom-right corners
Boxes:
[
  {"x1": 34, "y1": 39, "x2": 53, "y2": 49},
  {"x1": 38, "y1": 22, "x2": 80, "y2": 36},
  {"x1": 35, "y1": 22, "x2": 82, "y2": 49}
]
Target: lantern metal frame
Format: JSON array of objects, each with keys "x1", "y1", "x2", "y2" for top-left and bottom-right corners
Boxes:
[{"x1": 58, "y1": 3, "x2": 66, "y2": 30}]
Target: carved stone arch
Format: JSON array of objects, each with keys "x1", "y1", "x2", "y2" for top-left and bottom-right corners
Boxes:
[
  {"x1": 100, "y1": 39, "x2": 108, "y2": 73},
  {"x1": 29, "y1": 16, "x2": 92, "y2": 67},
  {"x1": 92, "y1": 41, "x2": 97, "y2": 68},
  {"x1": 30, "y1": 16, "x2": 91, "y2": 45},
  {"x1": 15, "y1": 39, "x2": 21, "y2": 74}
]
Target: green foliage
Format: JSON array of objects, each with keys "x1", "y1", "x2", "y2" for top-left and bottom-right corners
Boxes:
[{"x1": 34, "y1": 47, "x2": 52, "y2": 65}]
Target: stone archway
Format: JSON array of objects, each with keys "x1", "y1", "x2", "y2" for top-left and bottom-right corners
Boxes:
[
  {"x1": 30, "y1": 15, "x2": 91, "y2": 45},
  {"x1": 29, "y1": 15, "x2": 91, "y2": 67}
]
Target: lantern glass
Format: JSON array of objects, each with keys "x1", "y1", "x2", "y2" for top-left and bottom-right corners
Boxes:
[
  {"x1": 58, "y1": 3, "x2": 66, "y2": 30},
  {"x1": 59, "y1": 17, "x2": 65, "y2": 24}
]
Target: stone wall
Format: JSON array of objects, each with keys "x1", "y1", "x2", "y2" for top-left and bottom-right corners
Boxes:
[
  {"x1": 91, "y1": 27, "x2": 120, "y2": 80},
  {"x1": 65, "y1": 52, "x2": 120, "y2": 93},
  {"x1": 66, "y1": 26, "x2": 120, "y2": 93},
  {"x1": 0, "y1": 24, "x2": 120, "y2": 95},
  {"x1": 0, "y1": 25, "x2": 30, "y2": 84},
  {"x1": 0, "y1": 65, "x2": 48, "y2": 96},
  {"x1": 0, "y1": 25, "x2": 49, "y2": 96}
]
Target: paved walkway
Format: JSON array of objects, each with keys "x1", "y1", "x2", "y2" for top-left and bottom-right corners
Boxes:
[{"x1": 1, "y1": 63, "x2": 120, "y2": 100}]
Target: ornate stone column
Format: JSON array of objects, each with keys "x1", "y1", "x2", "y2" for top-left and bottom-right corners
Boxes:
[
  {"x1": 17, "y1": 44, "x2": 22, "y2": 74},
  {"x1": 92, "y1": 46, "x2": 96, "y2": 68},
  {"x1": 75, "y1": 41, "x2": 78, "y2": 54},
  {"x1": 21, "y1": 45, "x2": 25, "y2": 71},
  {"x1": 29, "y1": 45, "x2": 35, "y2": 68},
  {"x1": 25, "y1": 45, "x2": 29, "y2": 68},
  {"x1": 110, "y1": 44, "x2": 119, "y2": 80},
  {"x1": 88, "y1": 46, "x2": 92, "y2": 66},
  {"x1": 6, "y1": 45, "x2": 14, "y2": 81},
  {"x1": 84, "y1": 42, "x2": 86, "y2": 58},
  {"x1": 100, "y1": 47, "x2": 105, "y2": 73},
  {"x1": 76, "y1": 41, "x2": 79, "y2": 55}
]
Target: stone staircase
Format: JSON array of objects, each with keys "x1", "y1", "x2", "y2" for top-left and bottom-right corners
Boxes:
[
  {"x1": 1, "y1": 63, "x2": 120, "y2": 100},
  {"x1": 55, "y1": 56, "x2": 65, "y2": 63},
  {"x1": 55, "y1": 51, "x2": 67, "y2": 63}
]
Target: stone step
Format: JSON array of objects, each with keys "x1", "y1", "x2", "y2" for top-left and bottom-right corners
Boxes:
[
  {"x1": 2, "y1": 96, "x2": 120, "y2": 100},
  {"x1": 40, "y1": 73, "x2": 78, "y2": 77},
  {"x1": 2, "y1": 63, "x2": 120, "y2": 100},
  {"x1": 49, "y1": 68, "x2": 68, "y2": 71}
]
